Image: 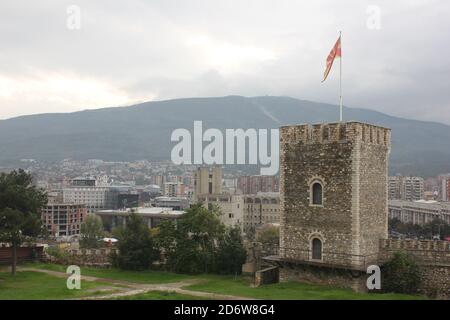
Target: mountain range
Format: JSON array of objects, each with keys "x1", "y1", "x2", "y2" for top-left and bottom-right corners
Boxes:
[{"x1": 1, "y1": 95, "x2": 449, "y2": 177}]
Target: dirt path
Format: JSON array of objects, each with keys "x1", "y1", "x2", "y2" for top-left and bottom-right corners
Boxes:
[{"x1": 19, "y1": 267, "x2": 255, "y2": 300}]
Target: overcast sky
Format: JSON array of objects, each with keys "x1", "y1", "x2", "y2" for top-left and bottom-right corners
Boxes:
[{"x1": 0, "y1": 0, "x2": 449, "y2": 124}]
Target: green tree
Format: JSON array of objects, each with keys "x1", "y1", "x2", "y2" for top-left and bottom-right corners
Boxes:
[
  {"x1": 114, "y1": 213, "x2": 158, "y2": 270},
  {"x1": 167, "y1": 204, "x2": 225, "y2": 273},
  {"x1": 80, "y1": 214, "x2": 104, "y2": 249},
  {"x1": 153, "y1": 220, "x2": 178, "y2": 260},
  {"x1": 257, "y1": 225, "x2": 280, "y2": 249},
  {"x1": 0, "y1": 169, "x2": 47, "y2": 276},
  {"x1": 216, "y1": 226, "x2": 247, "y2": 275},
  {"x1": 382, "y1": 251, "x2": 422, "y2": 294}
]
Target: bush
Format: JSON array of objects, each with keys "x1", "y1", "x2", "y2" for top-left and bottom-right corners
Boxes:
[
  {"x1": 46, "y1": 246, "x2": 71, "y2": 264},
  {"x1": 382, "y1": 251, "x2": 422, "y2": 294}
]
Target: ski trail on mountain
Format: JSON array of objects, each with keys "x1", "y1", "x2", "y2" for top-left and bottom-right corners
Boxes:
[{"x1": 251, "y1": 99, "x2": 282, "y2": 125}]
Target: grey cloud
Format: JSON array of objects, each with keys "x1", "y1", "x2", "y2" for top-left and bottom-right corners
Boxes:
[{"x1": 0, "y1": 0, "x2": 449, "y2": 123}]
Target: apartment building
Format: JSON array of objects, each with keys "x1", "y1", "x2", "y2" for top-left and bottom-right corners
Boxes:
[
  {"x1": 388, "y1": 176, "x2": 424, "y2": 201},
  {"x1": 41, "y1": 203, "x2": 87, "y2": 237}
]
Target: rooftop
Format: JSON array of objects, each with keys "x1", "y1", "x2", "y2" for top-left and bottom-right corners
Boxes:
[{"x1": 95, "y1": 207, "x2": 185, "y2": 216}]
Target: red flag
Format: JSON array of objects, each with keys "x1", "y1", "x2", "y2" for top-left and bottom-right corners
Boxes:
[{"x1": 322, "y1": 36, "x2": 341, "y2": 82}]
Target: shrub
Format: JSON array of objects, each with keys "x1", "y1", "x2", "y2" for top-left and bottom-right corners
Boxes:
[{"x1": 382, "y1": 251, "x2": 422, "y2": 294}]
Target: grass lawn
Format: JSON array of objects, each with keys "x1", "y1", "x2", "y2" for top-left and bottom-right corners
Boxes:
[
  {"x1": 183, "y1": 275, "x2": 426, "y2": 300},
  {"x1": 0, "y1": 271, "x2": 122, "y2": 300},
  {"x1": 27, "y1": 263, "x2": 194, "y2": 284},
  {"x1": 116, "y1": 291, "x2": 207, "y2": 300},
  {"x1": 24, "y1": 263, "x2": 426, "y2": 300}
]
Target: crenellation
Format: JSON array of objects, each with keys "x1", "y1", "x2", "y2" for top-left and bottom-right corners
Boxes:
[
  {"x1": 280, "y1": 122, "x2": 390, "y2": 147},
  {"x1": 380, "y1": 239, "x2": 450, "y2": 252}
]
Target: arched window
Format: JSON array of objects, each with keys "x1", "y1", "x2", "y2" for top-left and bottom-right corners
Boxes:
[
  {"x1": 312, "y1": 238, "x2": 322, "y2": 260},
  {"x1": 312, "y1": 182, "x2": 323, "y2": 205}
]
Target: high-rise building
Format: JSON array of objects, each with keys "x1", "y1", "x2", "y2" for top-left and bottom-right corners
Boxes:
[
  {"x1": 194, "y1": 166, "x2": 222, "y2": 199},
  {"x1": 163, "y1": 182, "x2": 185, "y2": 197},
  {"x1": 438, "y1": 174, "x2": 450, "y2": 202},
  {"x1": 388, "y1": 176, "x2": 424, "y2": 201},
  {"x1": 403, "y1": 176, "x2": 424, "y2": 201},
  {"x1": 388, "y1": 176, "x2": 402, "y2": 200}
]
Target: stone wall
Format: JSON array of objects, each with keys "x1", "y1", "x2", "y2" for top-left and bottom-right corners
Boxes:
[
  {"x1": 279, "y1": 122, "x2": 390, "y2": 269},
  {"x1": 379, "y1": 239, "x2": 450, "y2": 298},
  {"x1": 379, "y1": 239, "x2": 450, "y2": 264},
  {"x1": 46, "y1": 248, "x2": 118, "y2": 267},
  {"x1": 255, "y1": 266, "x2": 279, "y2": 286},
  {"x1": 419, "y1": 265, "x2": 450, "y2": 299},
  {"x1": 278, "y1": 264, "x2": 368, "y2": 293}
]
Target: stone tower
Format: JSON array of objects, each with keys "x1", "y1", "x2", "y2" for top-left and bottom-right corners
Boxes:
[{"x1": 279, "y1": 122, "x2": 391, "y2": 269}]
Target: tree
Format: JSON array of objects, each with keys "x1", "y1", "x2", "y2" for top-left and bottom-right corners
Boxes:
[
  {"x1": 257, "y1": 225, "x2": 280, "y2": 250},
  {"x1": 0, "y1": 169, "x2": 47, "y2": 276},
  {"x1": 152, "y1": 220, "x2": 178, "y2": 260},
  {"x1": 216, "y1": 226, "x2": 247, "y2": 275},
  {"x1": 80, "y1": 215, "x2": 104, "y2": 249},
  {"x1": 113, "y1": 213, "x2": 158, "y2": 270},
  {"x1": 382, "y1": 251, "x2": 422, "y2": 294},
  {"x1": 167, "y1": 204, "x2": 225, "y2": 274},
  {"x1": 389, "y1": 218, "x2": 450, "y2": 239}
]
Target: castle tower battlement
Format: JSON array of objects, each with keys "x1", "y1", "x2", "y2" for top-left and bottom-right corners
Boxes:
[
  {"x1": 280, "y1": 122, "x2": 391, "y2": 147},
  {"x1": 279, "y1": 121, "x2": 391, "y2": 269}
]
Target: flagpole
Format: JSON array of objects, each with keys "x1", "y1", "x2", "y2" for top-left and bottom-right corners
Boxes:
[{"x1": 339, "y1": 31, "x2": 343, "y2": 122}]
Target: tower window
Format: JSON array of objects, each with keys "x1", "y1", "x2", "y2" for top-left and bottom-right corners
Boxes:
[
  {"x1": 311, "y1": 238, "x2": 322, "y2": 260},
  {"x1": 311, "y1": 182, "x2": 323, "y2": 205}
]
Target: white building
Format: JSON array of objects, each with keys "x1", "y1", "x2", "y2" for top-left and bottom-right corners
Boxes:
[
  {"x1": 388, "y1": 199, "x2": 450, "y2": 225},
  {"x1": 197, "y1": 192, "x2": 280, "y2": 236},
  {"x1": 95, "y1": 207, "x2": 185, "y2": 230},
  {"x1": 62, "y1": 186, "x2": 113, "y2": 213}
]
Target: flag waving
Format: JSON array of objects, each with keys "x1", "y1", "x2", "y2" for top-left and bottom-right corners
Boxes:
[{"x1": 322, "y1": 35, "x2": 341, "y2": 82}]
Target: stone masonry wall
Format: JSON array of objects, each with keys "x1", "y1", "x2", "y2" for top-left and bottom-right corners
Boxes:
[
  {"x1": 380, "y1": 239, "x2": 450, "y2": 298},
  {"x1": 255, "y1": 266, "x2": 279, "y2": 286},
  {"x1": 279, "y1": 264, "x2": 368, "y2": 293},
  {"x1": 356, "y1": 128, "x2": 390, "y2": 259},
  {"x1": 279, "y1": 122, "x2": 390, "y2": 268}
]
